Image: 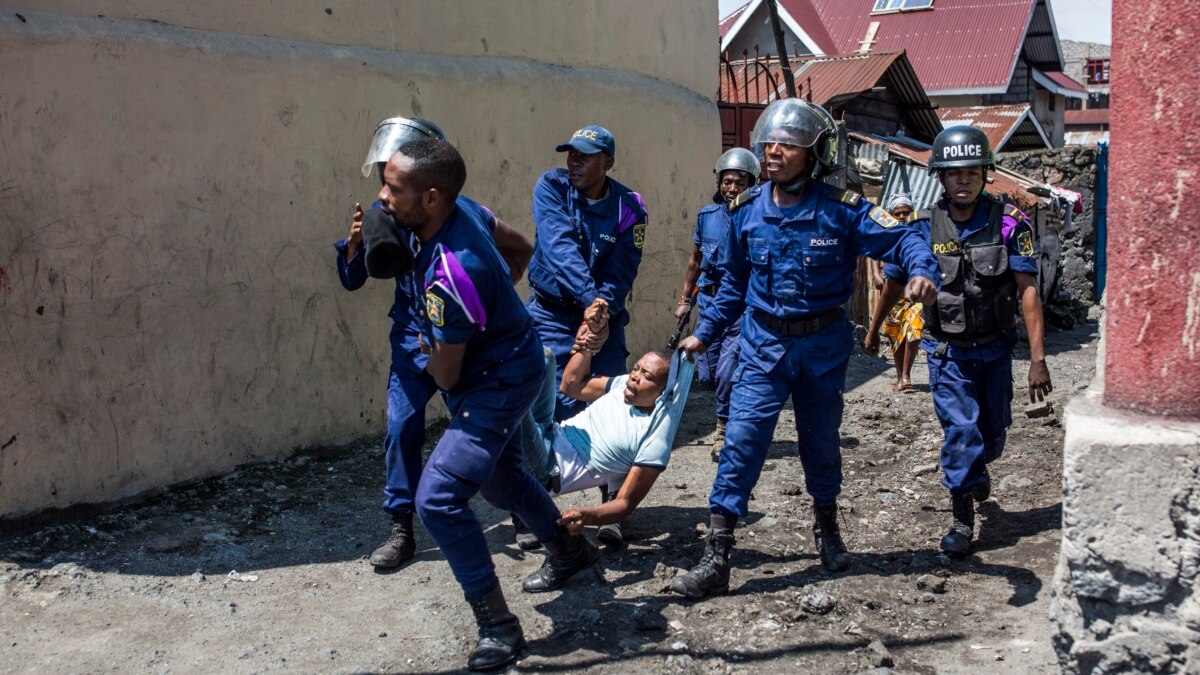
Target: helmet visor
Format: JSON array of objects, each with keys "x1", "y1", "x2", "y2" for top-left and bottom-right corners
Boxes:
[
  {"x1": 361, "y1": 118, "x2": 441, "y2": 177},
  {"x1": 749, "y1": 101, "x2": 829, "y2": 154}
]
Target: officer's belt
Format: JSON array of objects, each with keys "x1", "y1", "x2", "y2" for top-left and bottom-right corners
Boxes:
[
  {"x1": 754, "y1": 308, "x2": 842, "y2": 337},
  {"x1": 530, "y1": 292, "x2": 579, "y2": 312},
  {"x1": 699, "y1": 284, "x2": 718, "y2": 297}
]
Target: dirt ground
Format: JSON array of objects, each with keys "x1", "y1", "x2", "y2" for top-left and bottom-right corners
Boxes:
[{"x1": 0, "y1": 319, "x2": 1100, "y2": 674}]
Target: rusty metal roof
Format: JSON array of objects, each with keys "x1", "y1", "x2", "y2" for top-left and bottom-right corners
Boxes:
[
  {"x1": 1065, "y1": 108, "x2": 1110, "y2": 126},
  {"x1": 938, "y1": 104, "x2": 1051, "y2": 151},
  {"x1": 719, "y1": 51, "x2": 942, "y2": 142},
  {"x1": 719, "y1": 3, "x2": 750, "y2": 39},
  {"x1": 767, "y1": 0, "x2": 1063, "y2": 95}
]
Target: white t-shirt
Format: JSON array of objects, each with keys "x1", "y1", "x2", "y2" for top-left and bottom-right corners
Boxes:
[{"x1": 558, "y1": 375, "x2": 672, "y2": 479}]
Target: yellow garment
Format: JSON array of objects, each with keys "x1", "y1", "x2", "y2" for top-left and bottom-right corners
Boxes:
[{"x1": 881, "y1": 300, "x2": 924, "y2": 355}]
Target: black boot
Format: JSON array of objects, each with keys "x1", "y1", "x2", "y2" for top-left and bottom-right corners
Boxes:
[
  {"x1": 466, "y1": 585, "x2": 525, "y2": 671},
  {"x1": 369, "y1": 512, "x2": 415, "y2": 568},
  {"x1": 510, "y1": 514, "x2": 541, "y2": 551},
  {"x1": 521, "y1": 529, "x2": 601, "y2": 593},
  {"x1": 813, "y1": 503, "x2": 851, "y2": 572},
  {"x1": 669, "y1": 529, "x2": 735, "y2": 599},
  {"x1": 940, "y1": 491, "x2": 975, "y2": 555},
  {"x1": 972, "y1": 467, "x2": 992, "y2": 503}
]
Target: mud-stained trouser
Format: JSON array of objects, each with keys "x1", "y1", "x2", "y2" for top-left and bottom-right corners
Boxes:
[
  {"x1": 382, "y1": 366, "x2": 439, "y2": 515},
  {"x1": 927, "y1": 349, "x2": 1013, "y2": 494},
  {"x1": 526, "y1": 296, "x2": 628, "y2": 422},
  {"x1": 415, "y1": 370, "x2": 562, "y2": 601},
  {"x1": 695, "y1": 293, "x2": 742, "y2": 423},
  {"x1": 709, "y1": 318, "x2": 852, "y2": 519}
]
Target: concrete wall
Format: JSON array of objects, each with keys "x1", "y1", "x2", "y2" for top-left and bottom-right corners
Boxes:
[{"x1": 0, "y1": 3, "x2": 721, "y2": 517}]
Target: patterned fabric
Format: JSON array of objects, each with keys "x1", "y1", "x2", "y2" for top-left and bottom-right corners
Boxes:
[{"x1": 882, "y1": 300, "x2": 924, "y2": 354}]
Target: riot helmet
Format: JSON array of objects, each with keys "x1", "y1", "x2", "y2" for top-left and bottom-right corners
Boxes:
[
  {"x1": 714, "y1": 147, "x2": 761, "y2": 182},
  {"x1": 362, "y1": 117, "x2": 446, "y2": 178},
  {"x1": 749, "y1": 98, "x2": 839, "y2": 180},
  {"x1": 928, "y1": 126, "x2": 994, "y2": 175}
]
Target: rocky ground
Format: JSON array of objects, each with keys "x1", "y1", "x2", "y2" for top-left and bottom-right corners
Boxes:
[{"x1": 0, "y1": 319, "x2": 1100, "y2": 674}]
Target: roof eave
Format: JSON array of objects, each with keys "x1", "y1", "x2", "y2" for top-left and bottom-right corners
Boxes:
[
  {"x1": 720, "y1": 0, "x2": 762, "y2": 53},
  {"x1": 927, "y1": 86, "x2": 1010, "y2": 97},
  {"x1": 997, "y1": 108, "x2": 1051, "y2": 151},
  {"x1": 720, "y1": 0, "x2": 826, "y2": 56},
  {"x1": 1031, "y1": 68, "x2": 1089, "y2": 99}
]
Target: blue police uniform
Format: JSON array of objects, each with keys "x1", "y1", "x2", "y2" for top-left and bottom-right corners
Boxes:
[
  {"x1": 409, "y1": 201, "x2": 560, "y2": 602},
  {"x1": 883, "y1": 198, "x2": 1038, "y2": 494},
  {"x1": 526, "y1": 168, "x2": 647, "y2": 421},
  {"x1": 694, "y1": 181, "x2": 937, "y2": 518},
  {"x1": 692, "y1": 201, "x2": 742, "y2": 423},
  {"x1": 334, "y1": 196, "x2": 496, "y2": 518}
]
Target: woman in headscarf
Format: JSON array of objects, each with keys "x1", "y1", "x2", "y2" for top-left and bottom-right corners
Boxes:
[{"x1": 867, "y1": 193, "x2": 922, "y2": 392}]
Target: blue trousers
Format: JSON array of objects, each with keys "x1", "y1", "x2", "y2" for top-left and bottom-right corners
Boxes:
[
  {"x1": 526, "y1": 297, "x2": 628, "y2": 421},
  {"x1": 382, "y1": 367, "x2": 439, "y2": 514},
  {"x1": 695, "y1": 295, "x2": 741, "y2": 423},
  {"x1": 927, "y1": 351, "x2": 1013, "y2": 493},
  {"x1": 710, "y1": 322, "x2": 851, "y2": 518},
  {"x1": 519, "y1": 348, "x2": 559, "y2": 485},
  {"x1": 414, "y1": 369, "x2": 561, "y2": 601}
]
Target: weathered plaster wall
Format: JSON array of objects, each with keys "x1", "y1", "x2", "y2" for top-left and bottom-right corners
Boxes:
[
  {"x1": 0, "y1": 3, "x2": 720, "y2": 517},
  {"x1": 1102, "y1": 0, "x2": 1199, "y2": 419},
  {"x1": 1052, "y1": 0, "x2": 1200, "y2": 671}
]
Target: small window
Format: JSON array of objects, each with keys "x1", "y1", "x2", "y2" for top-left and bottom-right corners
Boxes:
[
  {"x1": 872, "y1": 0, "x2": 933, "y2": 12},
  {"x1": 1065, "y1": 97, "x2": 1083, "y2": 110},
  {"x1": 1085, "y1": 59, "x2": 1110, "y2": 85}
]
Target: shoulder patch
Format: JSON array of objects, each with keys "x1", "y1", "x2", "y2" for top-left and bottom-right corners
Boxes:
[
  {"x1": 915, "y1": 209, "x2": 933, "y2": 222},
  {"x1": 869, "y1": 206, "x2": 901, "y2": 229},
  {"x1": 830, "y1": 188, "x2": 861, "y2": 206},
  {"x1": 633, "y1": 223, "x2": 646, "y2": 249},
  {"x1": 1016, "y1": 229, "x2": 1035, "y2": 257},
  {"x1": 425, "y1": 291, "x2": 445, "y2": 327},
  {"x1": 729, "y1": 187, "x2": 760, "y2": 211}
]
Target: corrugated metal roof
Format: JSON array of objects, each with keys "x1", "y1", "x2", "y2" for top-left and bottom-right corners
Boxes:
[
  {"x1": 938, "y1": 104, "x2": 1050, "y2": 151},
  {"x1": 719, "y1": 3, "x2": 750, "y2": 39},
  {"x1": 778, "y1": 0, "x2": 1040, "y2": 94},
  {"x1": 1065, "y1": 108, "x2": 1110, "y2": 126},
  {"x1": 1039, "y1": 70, "x2": 1089, "y2": 95},
  {"x1": 719, "y1": 51, "x2": 942, "y2": 142}
]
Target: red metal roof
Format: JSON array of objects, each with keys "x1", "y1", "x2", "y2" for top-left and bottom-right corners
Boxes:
[
  {"x1": 778, "y1": 0, "x2": 1038, "y2": 94},
  {"x1": 719, "y1": 3, "x2": 750, "y2": 39},
  {"x1": 1065, "y1": 108, "x2": 1110, "y2": 126},
  {"x1": 938, "y1": 103, "x2": 1050, "y2": 151},
  {"x1": 1040, "y1": 70, "x2": 1089, "y2": 95}
]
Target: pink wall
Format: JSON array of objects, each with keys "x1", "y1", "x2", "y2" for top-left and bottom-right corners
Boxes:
[{"x1": 1103, "y1": 0, "x2": 1200, "y2": 419}]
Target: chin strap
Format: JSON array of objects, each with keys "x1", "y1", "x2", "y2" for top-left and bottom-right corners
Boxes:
[{"x1": 777, "y1": 176, "x2": 809, "y2": 194}]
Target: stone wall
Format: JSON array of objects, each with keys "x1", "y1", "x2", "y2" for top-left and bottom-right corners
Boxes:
[
  {"x1": 0, "y1": 3, "x2": 721, "y2": 517},
  {"x1": 999, "y1": 146, "x2": 1100, "y2": 327}
]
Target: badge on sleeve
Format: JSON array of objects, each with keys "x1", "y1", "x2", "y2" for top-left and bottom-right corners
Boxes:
[
  {"x1": 426, "y1": 291, "x2": 445, "y2": 327},
  {"x1": 633, "y1": 223, "x2": 646, "y2": 249},
  {"x1": 869, "y1": 206, "x2": 901, "y2": 229},
  {"x1": 1016, "y1": 230, "x2": 1035, "y2": 257}
]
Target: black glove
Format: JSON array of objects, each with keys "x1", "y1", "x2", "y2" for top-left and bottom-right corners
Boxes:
[{"x1": 361, "y1": 207, "x2": 414, "y2": 279}]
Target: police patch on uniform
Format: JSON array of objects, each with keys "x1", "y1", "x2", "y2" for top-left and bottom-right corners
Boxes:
[
  {"x1": 1016, "y1": 230, "x2": 1034, "y2": 257},
  {"x1": 426, "y1": 291, "x2": 445, "y2": 327},
  {"x1": 633, "y1": 223, "x2": 646, "y2": 249},
  {"x1": 869, "y1": 206, "x2": 901, "y2": 229}
]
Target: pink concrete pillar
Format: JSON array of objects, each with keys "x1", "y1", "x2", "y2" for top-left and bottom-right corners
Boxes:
[{"x1": 1103, "y1": 0, "x2": 1200, "y2": 419}]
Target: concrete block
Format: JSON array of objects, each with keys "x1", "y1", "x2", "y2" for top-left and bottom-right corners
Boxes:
[{"x1": 1052, "y1": 385, "x2": 1200, "y2": 673}]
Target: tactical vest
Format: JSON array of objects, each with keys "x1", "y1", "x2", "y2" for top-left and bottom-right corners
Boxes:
[{"x1": 921, "y1": 195, "x2": 1018, "y2": 347}]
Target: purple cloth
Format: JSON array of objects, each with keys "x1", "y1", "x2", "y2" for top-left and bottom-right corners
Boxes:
[
  {"x1": 1000, "y1": 206, "x2": 1028, "y2": 245},
  {"x1": 427, "y1": 243, "x2": 488, "y2": 329},
  {"x1": 617, "y1": 192, "x2": 647, "y2": 233}
]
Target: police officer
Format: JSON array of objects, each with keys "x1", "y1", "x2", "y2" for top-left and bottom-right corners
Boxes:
[
  {"x1": 669, "y1": 99, "x2": 939, "y2": 599},
  {"x1": 674, "y1": 148, "x2": 760, "y2": 461},
  {"x1": 527, "y1": 124, "x2": 648, "y2": 422},
  {"x1": 870, "y1": 125, "x2": 1053, "y2": 555},
  {"x1": 384, "y1": 139, "x2": 599, "y2": 671},
  {"x1": 335, "y1": 117, "x2": 533, "y2": 569}
]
